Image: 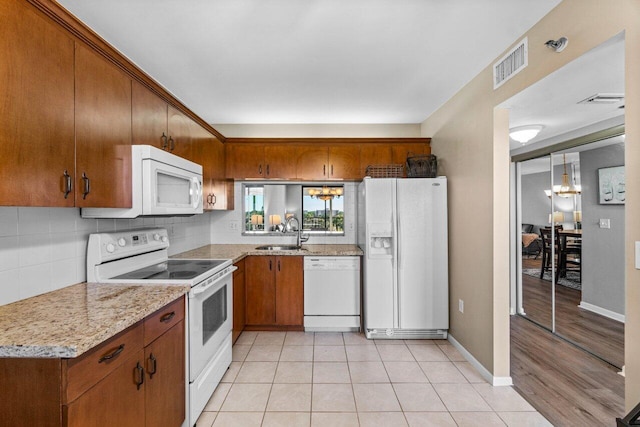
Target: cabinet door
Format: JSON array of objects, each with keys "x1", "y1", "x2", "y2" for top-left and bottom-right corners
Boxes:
[
  {"x1": 64, "y1": 351, "x2": 145, "y2": 427},
  {"x1": 264, "y1": 145, "x2": 297, "y2": 179},
  {"x1": 275, "y1": 256, "x2": 304, "y2": 326},
  {"x1": 226, "y1": 144, "x2": 265, "y2": 179},
  {"x1": 168, "y1": 106, "x2": 194, "y2": 161},
  {"x1": 0, "y1": 0, "x2": 75, "y2": 206},
  {"x1": 232, "y1": 260, "x2": 246, "y2": 343},
  {"x1": 295, "y1": 146, "x2": 329, "y2": 180},
  {"x1": 145, "y1": 322, "x2": 185, "y2": 427},
  {"x1": 245, "y1": 256, "x2": 276, "y2": 325},
  {"x1": 75, "y1": 44, "x2": 132, "y2": 208},
  {"x1": 359, "y1": 144, "x2": 392, "y2": 177},
  {"x1": 132, "y1": 80, "x2": 169, "y2": 149},
  {"x1": 329, "y1": 145, "x2": 360, "y2": 179}
]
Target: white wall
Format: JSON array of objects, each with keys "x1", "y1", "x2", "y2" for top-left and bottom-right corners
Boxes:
[
  {"x1": 210, "y1": 182, "x2": 358, "y2": 245},
  {"x1": 580, "y1": 143, "x2": 625, "y2": 316},
  {"x1": 214, "y1": 123, "x2": 421, "y2": 138},
  {"x1": 0, "y1": 207, "x2": 212, "y2": 306}
]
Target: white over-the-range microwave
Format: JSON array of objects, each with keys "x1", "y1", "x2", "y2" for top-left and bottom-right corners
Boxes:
[{"x1": 82, "y1": 145, "x2": 203, "y2": 218}]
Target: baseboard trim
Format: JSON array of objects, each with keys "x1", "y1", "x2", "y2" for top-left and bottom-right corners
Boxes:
[
  {"x1": 578, "y1": 301, "x2": 625, "y2": 323},
  {"x1": 447, "y1": 334, "x2": 513, "y2": 386}
]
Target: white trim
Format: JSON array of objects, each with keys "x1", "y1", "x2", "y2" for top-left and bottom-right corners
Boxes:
[
  {"x1": 578, "y1": 301, "x2": 625, "y2": 323},
  {"x1": 448, "y1": 334, "x2": 513, "y2": 386}
]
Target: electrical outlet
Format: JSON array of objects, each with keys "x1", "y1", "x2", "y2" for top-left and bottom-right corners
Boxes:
[
  {"x1": 458, "y1": 299, "x2": 464, "y2": 313},
  {"x1": 229, "y1": 220, "x2": 239, "y2": 230},
  {"x1": 599, "y1": 218, "x2": 611, "y2": 229}
]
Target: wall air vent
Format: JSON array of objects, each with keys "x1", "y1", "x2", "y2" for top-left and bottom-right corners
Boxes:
[
  {"x1": 578, "y1": 93, "x2": 625, "y2": 105},
  {"x1": 493, "y1": 37, "x2": 528, "y2": 90}
]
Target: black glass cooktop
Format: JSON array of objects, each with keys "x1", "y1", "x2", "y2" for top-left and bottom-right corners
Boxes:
[{"x1": 113, "y1": 259, "x2": 228, "y2": 281}]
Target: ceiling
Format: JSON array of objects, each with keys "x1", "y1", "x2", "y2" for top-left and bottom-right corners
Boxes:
[
  {"x1": 56, "y1": 0, "x2": 560, "y2": 125},
  {"x1": 504, "y1": 33, "x2": 625, "y2": 151}
]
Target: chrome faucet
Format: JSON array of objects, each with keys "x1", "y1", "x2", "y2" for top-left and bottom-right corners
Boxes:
[{"x1": 284, "y1": 216, "x2": 309, "y2": 248}]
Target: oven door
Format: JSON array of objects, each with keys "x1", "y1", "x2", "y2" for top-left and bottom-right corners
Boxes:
[
  {"x1": 188, "y1": 267, "x2": 235, "y2": 381},
  {"x1": 143, "y1": 158, "x2": 203, "y2": 216}
]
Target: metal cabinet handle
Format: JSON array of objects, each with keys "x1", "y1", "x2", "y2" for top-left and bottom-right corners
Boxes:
[
  {"x1": 259, "y1": 164, "x2": 263, "y2": 175},
  {"x1": 63, "y1": 170, "x2": 72, "y2": 199},
  {"x1": 323, "y1": 164, "x2": 326, "y2": 176},
  {"x1": 81, "y1": 173, "x2": 90, "y2": 199},
  {"x1": 266, "y1": 164, "x2": 270, "y2": 176},
  {"x1": 211, "y1": 193, "x2": 217, "y2": 206},
  {"x1": 269, "y1": 259, "x2": 272, "y2": 270},
  {"x1": 98, "y1": 344, "x2": 125, "y2": 363},
  {"x1": 147, "y1": 353, "x2": 157, "y2": 379},
  {"x1": 135, "y1": 362, "x2": 144, "y2": 390},
  {"x1": 160, "y1": 311, "x2": 176, "y2": 323},
  {"x1": 161, "y1": 132, "x2": 168, "y2": 150},
  {"x1": 277, "y1": 259, "x2": 280, "y2": 271},
  {"x1": 168, "y1": 136, "x2": 175, "y2": 151},
  {"x1": 331, "y1": 164, "x2": 334, "y2": 176}
]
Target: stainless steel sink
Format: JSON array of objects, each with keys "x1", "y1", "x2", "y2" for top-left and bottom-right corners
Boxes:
[{"x1": 255, "y1": 245, "x2": 303, "y2": 251}]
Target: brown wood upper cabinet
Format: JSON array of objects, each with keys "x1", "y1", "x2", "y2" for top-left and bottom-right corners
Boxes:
[
  {"x1": 245, "y1": 256, "x2": 303, "y2": 327},
  {"x1": 0, "y1": 0, "x2": 75, "y2": 207},
  {"x1": 192, "y1": 125, "x2": 234, "y2": 210},
  {"x1": 226, "y1": 143, "x2": 297, "y2": 179},
  {"x1": 132, "y1": 80, "x2": 171, "y2": 150},
  {"x1": 75, "y1": 44, "x2": 132, "y2": 208},
  {"x1": 132, "y1": 83, "x2": 194, "y2": 161},
  {"x1": 295, "y1": 145, "x2": 361, "y2": 180}
]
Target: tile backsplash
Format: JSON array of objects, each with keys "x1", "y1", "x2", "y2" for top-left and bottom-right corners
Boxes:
[{"x1": 0, "y1": 207, "x2": 211, "y2": 306}]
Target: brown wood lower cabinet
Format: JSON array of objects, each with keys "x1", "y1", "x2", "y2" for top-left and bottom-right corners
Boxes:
[
  {"x1": 0, "y1": 297, "x2": 185, "y2": 427},
  {"x1": 232, "y1": 259, "x2": 246, "y2": 343},
  {"x1": 245, "y1": 256, "x2": 303, "y2": 329}
]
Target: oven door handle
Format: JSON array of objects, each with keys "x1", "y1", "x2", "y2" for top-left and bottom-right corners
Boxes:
[{"x1": 191, "y1": 266, "x2": 237, "y2": 296}]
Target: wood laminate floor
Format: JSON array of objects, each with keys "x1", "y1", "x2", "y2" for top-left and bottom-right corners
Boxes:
[
  {"x1": 511, "y1": 315, "x2": 624, "y2": 426},
  {"x1": 520, "y1": 257, "x2": 624, "y2": 368}
]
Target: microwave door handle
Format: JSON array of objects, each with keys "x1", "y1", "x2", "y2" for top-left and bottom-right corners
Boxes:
[{"x1": 191, "y1": 177, "x2": 202, "y2": 209}]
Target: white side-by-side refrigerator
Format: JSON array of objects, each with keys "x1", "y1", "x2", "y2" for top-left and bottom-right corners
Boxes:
[{"x1": 357, "y1": 177, "x2": 448, "y2": 339}]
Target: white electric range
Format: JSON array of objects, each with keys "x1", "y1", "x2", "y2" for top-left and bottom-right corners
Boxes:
[{"x1": 87, "y1": 228, "x2": 235, "y2": 427}]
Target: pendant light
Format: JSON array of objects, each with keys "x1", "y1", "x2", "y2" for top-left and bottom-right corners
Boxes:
[{"x1": 556, "y1": 154, "x2": 581, "y2": 198}]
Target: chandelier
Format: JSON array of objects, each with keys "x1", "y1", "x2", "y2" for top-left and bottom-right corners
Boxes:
[
  {"x1": 308, "y1": 186, "x2": 343, "y2": 201},
  {"x1": 544, "y1": 154, "x2": 581, "y2": 198}
]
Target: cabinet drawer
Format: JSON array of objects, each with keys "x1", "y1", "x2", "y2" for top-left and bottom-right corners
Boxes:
[
  {"x1": 64, "y1": 322, "x2": 143, "y2": 404},
  {"x1": 144, "y1": 297, "x2": 185, "y2": 346}
]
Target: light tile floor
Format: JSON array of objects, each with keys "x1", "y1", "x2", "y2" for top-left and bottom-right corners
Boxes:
[{"x1": 196, "y1": 331, "x2": 551, "y2": 427}]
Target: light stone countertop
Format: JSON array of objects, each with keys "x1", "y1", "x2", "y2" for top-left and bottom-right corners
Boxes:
[
  {"x1": 0, "y1": 282, "x2": 189, "y2": 358},
  {"x1": 172, "y1": 244, "x2": 363, "y2": 263}
]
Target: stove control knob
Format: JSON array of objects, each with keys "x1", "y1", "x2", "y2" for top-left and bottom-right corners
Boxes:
[
  {"x1": 153, "y1": 233, "x2": 161, "y2": 241},
  {"x1": 161, "y1": 235, "x2": 168, "y2": 243},
  {"x1": 117, "y1": 238, "x2": 126, "y2": 247},
  {"x1": 106, "y1": 243, "x2": 116, "y2": 253}
]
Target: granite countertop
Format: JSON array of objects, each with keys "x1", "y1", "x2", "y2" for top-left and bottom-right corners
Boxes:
[
  {"x1": 172, "y1": 244, "x2": 363, "y2": 263},
  {"x1": 0, "y1": 282, "x2": 189, "y2": 359}
]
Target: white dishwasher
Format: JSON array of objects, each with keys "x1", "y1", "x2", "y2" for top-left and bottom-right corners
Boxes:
[{"x1": 304, "y1": 256, "x2": 361, "y2": 331}]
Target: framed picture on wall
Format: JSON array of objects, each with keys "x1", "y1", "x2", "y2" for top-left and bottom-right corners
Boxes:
[{"x1": 598, "y1": 165, "x2": 625, "y2": 204}]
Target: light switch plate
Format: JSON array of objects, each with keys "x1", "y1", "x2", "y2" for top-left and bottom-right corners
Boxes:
[
  {"x1": 599, "y1": 218, "x2": 611, "y2": 229},
  {"x1": 636, "y1": 242, "x2": 640, "y2": 269}
]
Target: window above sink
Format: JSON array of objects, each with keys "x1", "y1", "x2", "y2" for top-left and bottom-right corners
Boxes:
[{"x1": 242, "y1": 183, "x2": 345, "y2": 236}]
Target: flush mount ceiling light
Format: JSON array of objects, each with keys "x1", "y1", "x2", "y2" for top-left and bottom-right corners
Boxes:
[
  {"x1": 545, "y1": 36, "x2": 568, "y2": 52},
  {"x1": 509, "y1": 125, "x2": 544, "y2": 144}
]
